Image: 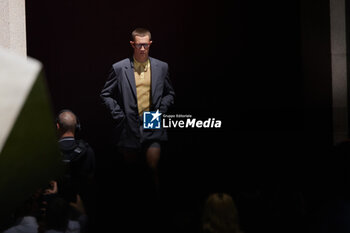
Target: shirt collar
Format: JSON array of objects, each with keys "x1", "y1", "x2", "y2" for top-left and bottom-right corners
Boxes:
[
  {"x1": 58, "y1": 137, "x2": 75, "y2": 143},
  {"x1": 133, "y1": 57, "x2": 150, "y2": 72}
]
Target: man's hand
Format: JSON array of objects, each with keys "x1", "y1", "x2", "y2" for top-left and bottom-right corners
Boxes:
[
  {"x1": 70, "y1": 194, "x2": 86, "y2": 215},
  {"x1": 43, "y1": 180, "x2": 58, "y2": 195}
]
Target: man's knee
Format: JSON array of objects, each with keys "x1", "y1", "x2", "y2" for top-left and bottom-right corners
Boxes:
[
  {"x1": 146, "y1": 147, "x2": 161, "y2": 170},
  {"x1": 119, "y1": 147, "x2": 140, "y2": 163}
]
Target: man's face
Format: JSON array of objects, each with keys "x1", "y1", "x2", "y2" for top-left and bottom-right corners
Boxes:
[{"x1": 130, "y1": 35, "x2": 152, "y2": 62}]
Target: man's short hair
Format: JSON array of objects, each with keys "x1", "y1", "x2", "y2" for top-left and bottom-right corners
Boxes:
[
  {"x1": 57, "y1": 110, "x2": 77, "y2": 133},
  {"x1": 131, "y1": 28, "x2": 151, "y2": 41}
]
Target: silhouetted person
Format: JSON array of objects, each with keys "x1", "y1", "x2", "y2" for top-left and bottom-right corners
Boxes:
[
  {"x1": 202, "y1": 193, "x2": 242, "y2": 233},
  {"x1": 44, "y1": 197, "x2": 80, "y2": 233},
  {"x1": 3, "y1": 197, "x2": 40, "y2": 233},
  {"x1": 56, "y1": 109, "x2": 96, "y2": 231},
  {"x1": 100, "y1": 28, "x2": 175, "y2": 232}
]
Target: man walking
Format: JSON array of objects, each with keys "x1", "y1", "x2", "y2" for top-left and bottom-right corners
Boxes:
[{"x1": 100, "y1": 27, "x2": 175, "y2": 232}]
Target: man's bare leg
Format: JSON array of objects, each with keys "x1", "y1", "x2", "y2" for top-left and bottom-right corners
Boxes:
[{"x1": 146, "y1": 146, "x2": 161, "y2": 197}]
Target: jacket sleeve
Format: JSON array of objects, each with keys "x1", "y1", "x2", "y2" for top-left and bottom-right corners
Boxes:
[
  {"x1": 100, "y1": 67, "x2": 125, "y2": 124},
  {"x1": 159, "y1": 64, "x2": 175, "y2": 113}
]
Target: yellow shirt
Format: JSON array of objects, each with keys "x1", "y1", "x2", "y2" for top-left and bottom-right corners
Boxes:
[{"x1": 134, "y1": 58, "x2": 151, "y2": 115}]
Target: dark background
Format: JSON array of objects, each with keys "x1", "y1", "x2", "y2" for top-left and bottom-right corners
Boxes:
[{"x1": 25, "y1": 0, "x2": 342, "y2": 232}]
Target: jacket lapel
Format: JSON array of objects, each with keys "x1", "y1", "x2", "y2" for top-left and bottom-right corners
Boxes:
[
  {"x1": 150, "y1": 57, "x2": 160, "y2": 102},
  {"x1": 124, "y1": 58, "x2": 137, "y2": 101}
]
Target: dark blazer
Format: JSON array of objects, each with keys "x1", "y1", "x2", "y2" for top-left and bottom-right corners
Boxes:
[{"x1": 100, "y1": 57, "x2": 175, "y2": 149}]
